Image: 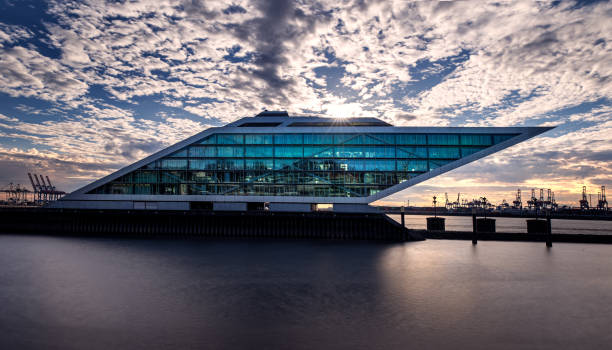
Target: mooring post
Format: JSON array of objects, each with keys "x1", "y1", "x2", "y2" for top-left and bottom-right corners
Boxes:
[
  {"x1": 546, "y1": 211, "x2": 552, "y2": 248},
  {"x1": 472, "y1": 212, "x2": 477, "y2": 245},
  {"x1": 401, "y1": 206, "x2": 405, "y2": 228}
]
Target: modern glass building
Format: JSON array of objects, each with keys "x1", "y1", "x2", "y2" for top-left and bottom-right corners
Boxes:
[{"x1": 55, "y1": 111, "x2": 552, "y2": 211}]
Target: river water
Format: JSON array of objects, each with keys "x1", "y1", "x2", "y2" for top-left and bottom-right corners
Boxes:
[
  {"x1": 1, "y1": 235, "x2": 611, "y2": 349},
  {"x1": 388, "y1": 214, "x2": 612, "y2": 235}
]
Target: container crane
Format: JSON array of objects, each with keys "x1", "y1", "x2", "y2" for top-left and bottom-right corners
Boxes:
[
  {"x1": 579, "y1": 186, "x2": 589, "y2": 210},
  {"x1": 598, "y1": 186, "x2": 608, "y2": 210}
]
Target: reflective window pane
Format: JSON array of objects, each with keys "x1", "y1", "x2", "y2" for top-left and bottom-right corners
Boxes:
[
  {"x1": 396, "y1": 134, "x2": 427, "y2": 145},
  {"x1": 303, "y1": 134, "x2": 333, "y2": 144},
  {"x1": 245, "y1": 146, "x2": 273, "y2": 157},
  {"x1": 428, "y1": 147, "x2": 460, "y2": 158},
  {"x1": 217, "y1": 134, "x2": 244, "y2": 144},
  {"x1": 245, "y1": 134, "x2": 273, "y2": 144},
  {"x1": 274, "y1": 134, "x2": 303, "y2": 144},
  {"x1": 217, "y1": 146, "x2": 244, "y2": 157},
  {"x1": 461, "y1": 134, "x2": 492, "y2": 146},
  {"x1": 246, "y1": 159, "x2": 273, "y2": 170},
  {"x1": 275, "y1": 146, "x2": 303, "y2": 157},
  {"x1": 428, "y1": 134, "x2": 459, "y2": 145},
  {"x1": 493, "y1": 134, "x2": 517, "y2": 144}
]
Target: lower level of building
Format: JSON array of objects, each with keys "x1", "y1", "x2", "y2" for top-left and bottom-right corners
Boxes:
[{"x1": 50, "y1": 200, "x2": 379, "y2": 213}]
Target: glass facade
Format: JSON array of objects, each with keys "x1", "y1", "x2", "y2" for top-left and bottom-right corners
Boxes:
[{"x1": 89, "y1": 133, "x2": 517, "y2": 197}]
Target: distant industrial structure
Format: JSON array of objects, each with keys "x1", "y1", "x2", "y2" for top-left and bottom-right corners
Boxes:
[
  {"x1": 0, "y1": 183, "x2": 31, "y2": 205},
  {"x1": 424, "y1": 185, "x2": 609, "y2": 216},
  {"x1": 27, "y1": 173, "x2": 65, "y2": 204},
  {"x1": 0, "y1": 173, "x2": 65, "y2": 207}
]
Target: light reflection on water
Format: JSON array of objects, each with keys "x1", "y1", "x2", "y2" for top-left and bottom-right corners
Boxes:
[
  {"x1": 388, "y1": 214, "x2": 612, "y2": 235},
  {"x1": 1, "y1": 235, "x2": 611, "y2": 349}
]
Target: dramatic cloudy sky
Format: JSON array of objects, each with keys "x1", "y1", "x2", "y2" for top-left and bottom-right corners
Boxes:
[{"x1": 0, "y1": 0, "x2": 610, "y2": 206}]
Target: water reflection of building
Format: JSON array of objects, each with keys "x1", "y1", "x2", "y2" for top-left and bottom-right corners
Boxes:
[{"x1": 54, "y1": 111, "x2": 551, "y2": 212}]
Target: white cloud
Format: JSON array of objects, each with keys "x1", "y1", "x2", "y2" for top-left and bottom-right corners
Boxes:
[{"x1": 0, "y1": 0, "x2": 609, "y2": 203}]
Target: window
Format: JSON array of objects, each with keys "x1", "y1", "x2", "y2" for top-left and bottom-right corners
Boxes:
[
  {"x1": 274, "y1": 134, "x2": 303, "y2": 144},
  {"x1": 160, "y1": 159, "x2": 187, "y2": 169},
  {"x1": 430, "y1": 159, "x2": 453, "y2": 170},
  {"x1": 493, "y1": 134, "x2": 517, "y2": 144},
  {"x1": 397, "y1": 147, "x2": 427, "y2": 158},
  {"x1": 428, "y1": 134, "x2": 459, "y2": 145},
  {"x1": 189, "y1": 159, "x2": 216, "y2": 170},
  {"x1": 397, "y1": 160, "x2": 428, "y2": 172},
  {"x1": 190, "y1": 146, "x2": 215, "y2": 157},
  {"x1": 217, "y1": 146, "x2": 244, "y2": 157},
  {"x1": 245, "y1": 146, "x2": 273, "y2": 157},
  {"x1": 303, "y1": 134, "x2": 333, "y2": 144},
  {"x1": 245, "y1": 134, "x2": 273, "y2": 144},
  {"x1": 365, "y1": 160, "x2": 395, "y2": 171},
  {"x1": 134, "y1": 171, "x2": 157, "y2": 183},
  {"x1": 275, "y1": 146, "x2": 303, "y2": 157},
  {"x1": 304, "y1": 146, "x2": 333, "y2": 158},
  {"x1": 274, "y1": 159, "x2": 300, "y2": 170},
  {"x1": 217, "y1": 159, "x2": 244, "y2": 170},
  {"x1": 199, "y1": 135, "x2": 216, "y2": 144},
  {"x1": 461, "y1": 147, "x2": 485, "y2": 157},
  {"x1": 428, "y1": 147, "x2": 460, "y2": 159},
  {"x1": 396, "y1": 134, "x2": 427, "y2": 145},
  {"x1": 461, "y1": 134, "x2": 492, "y2": 146},
  {"x1": 217, "y1": 134, "x2": 243, "y2": 144},
  {"x1": 169, "y1": 149, "x2": 187, "y2": 157},
  {"x1": 246, "y1": 159, "x2": 273, "y2": 170}
]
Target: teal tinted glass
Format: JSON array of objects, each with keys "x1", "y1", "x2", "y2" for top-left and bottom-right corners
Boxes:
[
  {"x1": 245, "y1": 134, "x2": 273, "y2": 144},
  {"x1": 217, "y1": 134, "x2": 243, "y2": 144},
  {"x1": 199, "y1": 135, "x2": 216, "y2": 144},
  {"x1": 134, "y1": 171, "x2": 157, "y2": 183},
  {"x1": 160, "y1": 159, "x2": 187, "y2": 169},
  {"x1": 91, "y1": 131, "x2": 505, "y2": 197},
  {"x1": 217, "y1": 159, "x2": 244, "y2": 170},
  {"x1": 397, "y1": 160, "x2": 428, "y2": 172},
  {"x1": 397, "y1": 147, "x2": 428, "y2": 158},
  {"x1": 189, "y1": 159, "x2": 216, "y2": 170},
  {"x1": 334, "y1": 134, "x2": 356, "y2": 144},
  {"x1": 461, "y1": 147, "x2": 485, "y2": 157},
  {"x1": 275, "y1": 146, "x2": 303, "y2": 157},
  {"x1": 217, "y1": 146, "x2": 244, "y2": 157},
  {"x1": 396, "y1": 134, "x2": 427, "y2": 145},
  {"x1": 169, "y1": 149, "x2": 187, "y2": 157},
  {"x1": 190, "y1": 146, "x2": 215, "y2": 157},
  {"x1": 430, "y1": 159, "x2": 453, "y2": 170},
  {"x1": 428, "y1": 134, "x2": 459, "y2": 145},
  {"x1": 274, "y1": 134, "x2": 303, "y2": 144},
  {"x1": 461, "y1": 134, "x2": 492, "y2": 146},
  {"x1": 303, "y1": 134, "x2": 333, "y2": 144},
  {"x1": 246, "y1": 159, "x2": 273, "y2": 170},
  {"x1": 335, "y1": 146, "x2": 363, "y2": 158},
  {"x1": 274, "y1": 159, "x2": 300, "y2": 170},
  {"x1": 245, "y1": 146, "x2": 273, "y2": 157},
  {"x1": 304, "y1": 146, "x2": 332, "y2": 157},
  {"x1": 428, "y1": 147, "x2": 460, "y2": 158},
  {"x1": 493, "y1": 134, "x2": 517, "y2": 144},
  {"x1": 365, "y1": 160, "x2": 395, "y2": 171}
]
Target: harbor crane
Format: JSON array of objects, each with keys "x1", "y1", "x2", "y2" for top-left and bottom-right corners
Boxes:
[
  {"x1": 597, "y1": 186, "x2": 608, "y2": 210},
  {"x1": 27, "y1": 173, "x2": 66, "y2": 204},
  {"x1": 512, "y1": 189, "x2": 522, "y2": 209},
  {"x1": 579, "y1": 186, "x2": 589, "y2": 209}
]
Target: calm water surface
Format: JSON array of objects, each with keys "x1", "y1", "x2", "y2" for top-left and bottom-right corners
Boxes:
[
  {"x1": 1, "y1": 235, "x2": 611, "y2": 349},
  {"x1": 389, "y1": 214, "x2": 612, "y2": 235}
]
